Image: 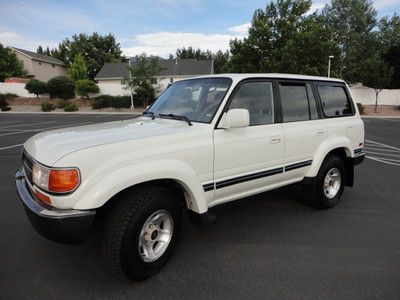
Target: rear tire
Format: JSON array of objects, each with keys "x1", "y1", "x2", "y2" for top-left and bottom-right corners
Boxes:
[
  {"x1": 101, "y1": 185, "x2": 182, "y2": 281},
  {"x1": 306, "y1": 155, "x2": 346, "y2": 209}
]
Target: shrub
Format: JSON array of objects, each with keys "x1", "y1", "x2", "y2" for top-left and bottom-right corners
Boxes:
[
  {"x1": 25, "y1": 79, "x2": 47, "y2": 98},
  {"x1": 0, "y1": 98, "x2": 7, "y2": 108},
  {"x1": 91, "y1": 95, "x2": 142, "y2": 109},
  {"x1": 63, "y1": 103, "x2": 78, "y2": 112},
  {"x1": 75, "y1": 79, "x2": 99, "y2": 98},
  {"x1": 1, "y1": 106, "x2": 11, "y2": 111},
  {"x1": 357, "y1": 103, "x2": 365, "y2": 115},
  {"x1": 41, "y1": 102, "x2": 55, "y2": 112},
  {"x1": 46, "y1": 76, "x2": 75, "y2": 100},
  {"x1": 0, "y1": 93, "x2": 17, "y2": 107},
  {"x1": 57, "y1": 99, "x2": 70, "y2": 109}
]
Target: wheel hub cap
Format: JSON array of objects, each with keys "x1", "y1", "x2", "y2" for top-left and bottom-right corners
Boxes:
[
  {"x1": 323, "y1": 167, "x2": 341, "y2": 199},
  {"x1": 138, "y1": 210, "x2": 173, "y2": 263}
]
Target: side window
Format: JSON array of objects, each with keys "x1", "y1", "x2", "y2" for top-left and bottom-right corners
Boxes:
[
  {"x1": 318, "y1": 85, "x2": 353, "y2": 117},
  {"x1": 279, "y1": 83, "x2": 310, "y2": 122},
  {"x1": 228, "y1": 81, "x2": 274, "y2": 126}
]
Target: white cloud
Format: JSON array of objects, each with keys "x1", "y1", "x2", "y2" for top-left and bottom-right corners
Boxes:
[
  {"x1": 122, "y1": 30, "x2": 246, "y2": 57},
  {"x1": 228, "y1": 23, "x2": 251, "y2": 35},
  {"x1": 0, "y1": 30, "x2": 57, "y2": 51}
]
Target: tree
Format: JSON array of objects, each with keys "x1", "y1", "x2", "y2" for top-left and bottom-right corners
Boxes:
[
  {"x1": 228, "y1": 0, "x2": 339, "y2": 75},
  {"x1": 75, "y1": 79, "x2": 99, "y2": 98},
  {"x1": 362, "y1": 55, "x2": 393, "y2": 112},
  {"x1": 323, "y1": 0, "x2": 377, "y2": 83},
  {"x1": 379, "y1": 14, "x2": 400, "y2": 88},
  {"x1": 46, "y1": 76, "x2": 75, "y2": 100},
  {"x1": 68, "y1": 53, "x2": 88, "y2": 82},
  {"x1": 174, "y1": 47, "x2": 229, "y2": 74},
  {"x1": 40, "y1": 33, "x2": 123, "y2": 79},
  {"x1": 37, "y1": 46, "x2": 50, "y2": 56},
  {"x1": 25, "y1": 80, "x2": 47, "y2": 98},
  {"x1": 123, "y1": 54, "x2": 161, "y2": 108},
  {"x1": 0, "y1": 43, "x2": 26, "y2": 82}
]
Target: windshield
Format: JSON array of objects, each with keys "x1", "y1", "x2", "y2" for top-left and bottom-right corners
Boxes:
[{"x1": 147, "y1": 78, "x2": 232, "y2": 123}]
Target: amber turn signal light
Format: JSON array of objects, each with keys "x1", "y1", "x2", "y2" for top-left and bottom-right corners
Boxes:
[{"x1": 49, "y1": 169, "x2": 80, "y2": 193}]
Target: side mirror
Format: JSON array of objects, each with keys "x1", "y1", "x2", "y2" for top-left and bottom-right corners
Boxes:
[{"x1": 220, "y1": 109, "x2": 250, "y2": 129}]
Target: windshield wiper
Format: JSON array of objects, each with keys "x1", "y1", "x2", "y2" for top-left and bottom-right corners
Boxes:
[
  {"x1": 143, "y1": 111, "x2": 156, "y2": 119},
  {"x1": 157, "y1": 113, "x2": 192, "y2": 126}
]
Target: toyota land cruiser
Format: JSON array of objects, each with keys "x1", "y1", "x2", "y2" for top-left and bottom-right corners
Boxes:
[{"x1": 15, "y1": 74, "x2": 365, "y2": 280}]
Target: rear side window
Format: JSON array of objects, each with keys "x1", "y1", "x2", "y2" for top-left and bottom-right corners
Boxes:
[
  {"x1": 318, "y1": 85, "x2": 353, "y2": 117},
  {"x1": 279, "y1": 83, "x2": 316, "y2": 122}
]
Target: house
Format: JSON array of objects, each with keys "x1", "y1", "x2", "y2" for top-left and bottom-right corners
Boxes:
[
  {"x1": 94, "y1": 58, "x2": 214, "y2": 96},
  {"x1": 11, "y1": 47, "x2": 68, "y2": 81}
]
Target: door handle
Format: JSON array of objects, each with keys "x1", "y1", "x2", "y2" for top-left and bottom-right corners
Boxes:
[
  {"x1": 316, "y1": 129, "x2": 326, "y2": 136},
  {"x1": 270, "y1": 136, "x2": 281, "y2": 144}
]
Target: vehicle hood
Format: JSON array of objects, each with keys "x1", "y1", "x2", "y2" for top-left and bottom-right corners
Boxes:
[{"x1": 24, "y1": 117, "x2": 190, "y2": 166}]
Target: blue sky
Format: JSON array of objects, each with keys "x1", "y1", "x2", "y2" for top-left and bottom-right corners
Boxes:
[{"x1": 0, "y1": 0, "x2": 399, "y2": 57}]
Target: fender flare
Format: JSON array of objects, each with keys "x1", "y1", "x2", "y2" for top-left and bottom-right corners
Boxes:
[
  {"x1": 304, "y1": 137, "x2": 352, "y2": 178},
  {"x1": 72, "y1": 159, "x2": 208, "y2": 214}
]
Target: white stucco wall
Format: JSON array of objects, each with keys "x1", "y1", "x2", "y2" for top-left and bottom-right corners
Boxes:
[
  {"x1": 349, "y1": 86, "x2": 400, "y2": 106},
  {"x1": 0, "y1": 83, "x2": 32, "y2": 97},
  {"x1": 2, "y1": 80, "x2": 400, "y2": 106}
]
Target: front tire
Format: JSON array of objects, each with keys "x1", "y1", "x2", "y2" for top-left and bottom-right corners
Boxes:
[
  {"x1": 306, "y1": 155, "x2": 346, "y2": 209},
  {"x1": 101, "y1": 185, "x2": 182, "y2": 281}
]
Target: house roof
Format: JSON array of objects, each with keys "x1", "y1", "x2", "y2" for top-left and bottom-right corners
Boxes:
[
  {"x1": 95, "y1": 59, "x2": 213, "y2": 80},
  {"x1": 12, "y1": 47, "x2": 65, "y2": 66}
]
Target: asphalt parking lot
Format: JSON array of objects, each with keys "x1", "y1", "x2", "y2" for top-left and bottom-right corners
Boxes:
[{"x1": 0, "y1": 113, "x2": 399, "y2": 299}]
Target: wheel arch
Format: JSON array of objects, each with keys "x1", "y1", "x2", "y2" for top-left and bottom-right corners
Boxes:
[
  {"x1": 72, "y1": 159, "x2": 209, "y2": 213},
  {"x1": 305, "y1": 139, "x2": 354, "y2": 186}
]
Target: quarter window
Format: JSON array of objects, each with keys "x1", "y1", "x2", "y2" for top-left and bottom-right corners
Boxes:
[
  {"x1": 227, "y1": 81, "x2": 274, "y2": 126},
  {"x1": 318, "y1": 85, "x2": 353, "y2": 117},
  {"x1": 279, "y1": 84, "x2": 310, "y2": 122}
]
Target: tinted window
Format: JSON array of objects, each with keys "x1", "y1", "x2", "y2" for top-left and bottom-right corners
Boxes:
[
  {"x1": 280, "y1": 84, "x2": 310, "y2": 122},
  {"x1": 228, "y1": 81, "x2": 274, "y2": 126},
  {"x1": 318, "y1": 85, "x2": 353, "y2": 117}
]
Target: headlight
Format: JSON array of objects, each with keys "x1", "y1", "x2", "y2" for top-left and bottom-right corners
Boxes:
[
  {"x1": 32, "y1": 162, "x2": 80, "y2": 193},
  {"x1": 32, "y1": 162, "x2": 50, "y2": 191}
]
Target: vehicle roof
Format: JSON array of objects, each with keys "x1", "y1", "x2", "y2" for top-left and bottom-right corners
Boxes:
[{"x1": 192, "y1": 73, "x2": 345, "y2": 83}]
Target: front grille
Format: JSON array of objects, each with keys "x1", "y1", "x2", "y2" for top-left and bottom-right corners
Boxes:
[{"x1": 22, "y1": 150, "x2": 34, "y2": 185}]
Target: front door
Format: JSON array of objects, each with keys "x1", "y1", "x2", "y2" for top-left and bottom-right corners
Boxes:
[{"x1": 212, "y1": 80, "x2": 284, "y2": 204}]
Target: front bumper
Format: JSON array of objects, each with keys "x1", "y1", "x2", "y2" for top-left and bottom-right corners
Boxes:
[{"x1": 15, "y1": 169, "x2": 95, "y2": 244}]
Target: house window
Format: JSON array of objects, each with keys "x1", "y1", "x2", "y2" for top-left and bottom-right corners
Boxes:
[{"x1": 52, "y1": 64, "x2": 55, "y2": 68}]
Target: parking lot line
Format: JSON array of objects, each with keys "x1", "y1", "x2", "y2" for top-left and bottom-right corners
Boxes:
[
  {"x1": 367, "y1": 156, "x2": 400, "y2": 166},
  {"x1": 0, "y1": 122, "x2": 93, "y2": 137},
  {"x1": 0, "y1": 144, "x2": 23, "y2": 151},
  {"x1": 364, "y1": 139, "x2": 400, "y2": 151},
  {"x1": 366, "y1": 151, "x2": 400, "y2": 158}
]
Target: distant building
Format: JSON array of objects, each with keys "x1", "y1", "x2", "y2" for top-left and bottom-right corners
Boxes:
[
  {"x1": 11, "y1": 47, "x2": 68, "y2": 81},
  {"x1": 94, "y1": 58, "x2": 214, "y2": 96}
]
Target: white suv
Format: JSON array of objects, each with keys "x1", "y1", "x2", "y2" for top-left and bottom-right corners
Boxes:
[{"x1": 15, "y1": 74, "x2": 365, "y2": 280}]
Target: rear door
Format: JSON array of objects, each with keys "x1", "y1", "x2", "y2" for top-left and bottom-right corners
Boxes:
[{"x1": 278, "y1": 81, "x2": 328, "y2": 180}]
